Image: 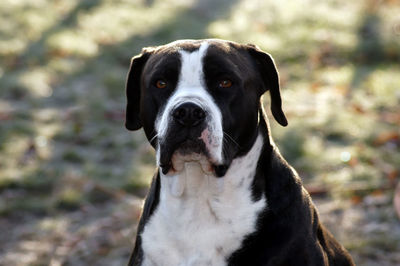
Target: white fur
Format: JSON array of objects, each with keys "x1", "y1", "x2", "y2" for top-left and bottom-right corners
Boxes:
[
  {"x1": 141, "y1": 134, "x2": 266, "y2": 266},
  {"x1": 155, "y1": 42, "x2": 224, "y2": 165}
]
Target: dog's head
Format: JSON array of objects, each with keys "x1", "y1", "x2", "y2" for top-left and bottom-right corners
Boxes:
[{"x1": 125, "y1": 39, "x2": 287, "y2": 177}]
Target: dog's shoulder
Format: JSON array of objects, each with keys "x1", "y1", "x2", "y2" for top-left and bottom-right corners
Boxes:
[
  {"x1": 128, "y1": 172, "x2": 161, "y2": 266},
  {"x1": 228, "y1": 136, "x2": 355, "y2": 265}
]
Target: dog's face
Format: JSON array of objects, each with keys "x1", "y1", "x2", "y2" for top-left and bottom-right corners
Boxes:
[{"x1": 125, "y1": 39, "x2": 287, "y2": 177}]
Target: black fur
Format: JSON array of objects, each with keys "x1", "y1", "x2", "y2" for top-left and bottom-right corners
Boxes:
[{"x1": 128, "y1": 172, "x2": 160, "y2": 266}]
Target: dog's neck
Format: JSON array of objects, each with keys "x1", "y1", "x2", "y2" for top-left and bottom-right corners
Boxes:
[{"x1": 159, "y1": 132, "x2": 264, "y2": 200}]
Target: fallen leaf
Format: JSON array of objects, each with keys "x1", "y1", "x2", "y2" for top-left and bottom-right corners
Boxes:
[
  {"x1": 310, "y1": 82, "x2": 321, "y2": 93},
  {"x1": 351, "y1": 103, "x2": 365, "y2": 114},
  {"x1": 387, "y1": 169, "x2": 398, "y2": 185},
  {"x1": 351, "y1": 195, "x2": 363, "y2": 204},
  {"x1": 373, "y1": 131, "x2": 399, "y2": 146}
]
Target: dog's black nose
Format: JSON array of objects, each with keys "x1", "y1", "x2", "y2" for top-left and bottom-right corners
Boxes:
[{"x1": 172, "y1": 103, "x2": 206, "y2": 126}]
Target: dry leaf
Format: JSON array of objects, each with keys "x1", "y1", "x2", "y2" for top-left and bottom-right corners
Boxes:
[
  {"x1": 351, "y1": 195, "x2": 363, "y2": 204},
  {"x1": 373, "y1": 131, "x2": 399, "y2": 146}
]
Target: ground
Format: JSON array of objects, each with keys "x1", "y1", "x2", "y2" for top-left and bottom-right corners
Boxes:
[{"x1": 0, "y1": 0, "x2": 399, "y2": 265}]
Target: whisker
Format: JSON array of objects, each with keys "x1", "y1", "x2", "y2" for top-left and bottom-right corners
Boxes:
[
  {"x1": 220, "y1": 140, "x2": 229, "y2": 160},
  {"x1": 149, "y1": 133, "x2": 159, "y2": 144},
  {"x1": 223, "y1": 131, "x2": 240, "y2": 148}
]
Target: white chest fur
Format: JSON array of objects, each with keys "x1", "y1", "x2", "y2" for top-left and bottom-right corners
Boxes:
[{"x1": 141, "y1": 135, "x2": 266, "y2": 266}]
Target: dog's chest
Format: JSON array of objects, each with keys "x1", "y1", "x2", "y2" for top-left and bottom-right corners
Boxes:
[{"x1": 141, "y1": 136, "x2": 266, "y2": 266}]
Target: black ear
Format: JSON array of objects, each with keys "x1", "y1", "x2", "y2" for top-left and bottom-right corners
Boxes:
[
  {"x1": 247, "y1": 44, "x2": 288, "y2": 126},
  {"x1": 125, "y1": 48, "x2": 153, "y2": 131}
]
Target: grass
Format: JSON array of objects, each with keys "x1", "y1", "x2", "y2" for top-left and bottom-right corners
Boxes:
[{"x1": 0, "y1": 0, "x2": 399, "y2": 265}]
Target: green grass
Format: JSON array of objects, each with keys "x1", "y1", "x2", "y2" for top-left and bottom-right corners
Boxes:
[{"x1": 1, "y1": 0, "x2": 399, "y2": 264}]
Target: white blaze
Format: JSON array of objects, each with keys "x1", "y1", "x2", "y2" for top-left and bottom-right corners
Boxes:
[{"x1": 155, "y1": 42, "x2": 224, "y2": 167}]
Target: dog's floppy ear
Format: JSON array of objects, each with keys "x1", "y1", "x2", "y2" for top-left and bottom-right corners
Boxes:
[
  {"x1": 246, "y1": 44, "x2": 288, "y2": 127},
  {"x1": 125, "y1": 47, "x2": 154, "y2": 131}
]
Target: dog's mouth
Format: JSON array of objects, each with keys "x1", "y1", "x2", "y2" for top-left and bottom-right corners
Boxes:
[
  {"x1": 158, "y1": 139, "x2": 228, "y2": 197},
  {"x1": 158, "y1": 131, "x2": 228, "y2": 177}
]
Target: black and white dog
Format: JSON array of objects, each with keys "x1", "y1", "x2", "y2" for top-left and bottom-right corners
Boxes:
[{"x1": 125, "y1": 39, "x2": 354, "y2": 266}]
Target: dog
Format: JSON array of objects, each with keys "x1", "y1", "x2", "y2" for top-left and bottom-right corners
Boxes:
[{"x1": 125, "y1": 39, "x2": 355, "y2": 266}]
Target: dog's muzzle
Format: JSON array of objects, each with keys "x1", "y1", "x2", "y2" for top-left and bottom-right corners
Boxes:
[{"x1": 157, "y1": 102, "x2": 226, "y2": 177}]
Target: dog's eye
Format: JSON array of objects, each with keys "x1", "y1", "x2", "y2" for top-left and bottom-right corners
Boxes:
[
  {"x1": 218, "y1": 79, "x2": 232, "y2": 88},
  {"x1": 156, "y1": 80, "x2": 167, "y2": 89}
]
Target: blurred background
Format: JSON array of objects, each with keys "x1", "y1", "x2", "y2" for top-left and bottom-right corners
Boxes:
[{"x1": 0, "y1": 0, "x2": 399, "y2": 265}]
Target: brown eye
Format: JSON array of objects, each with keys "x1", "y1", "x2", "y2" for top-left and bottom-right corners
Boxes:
[
  {"x1": 156, "y1": 80, "x2": 167, "y2": 89},
  {"x1": 219, "y1": 79, "x2": 232, "y2": 88}
]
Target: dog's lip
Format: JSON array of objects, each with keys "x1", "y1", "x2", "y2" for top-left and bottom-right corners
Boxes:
[
  {"x1": 159, "y1": 133, "x2": 228, "y2": 177},
  {"x1": 159, "y1": 139, "x2": 205, "y2": 173},
  {"x1": 163, "y1": 151, "x2": 213, "y2": 176},
  {"x1": 213, "y1": 164, "x2": 228, "y2": 177},
  {"x1": 160, "y1": 147, "x2": 228, "y2": 177},
  {"x1": 162, "y1": 160, "x2": 228, "y2": 178}
]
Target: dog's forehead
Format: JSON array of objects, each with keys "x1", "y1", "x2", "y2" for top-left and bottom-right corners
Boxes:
[{"x1": 149, "y1": 39, "x2": 242, "y2": 62}]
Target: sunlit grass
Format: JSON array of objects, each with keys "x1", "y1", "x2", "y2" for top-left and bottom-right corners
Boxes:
[
  {"x1": 1, "y1": 0, "x2": 400, "y2": 264},
  {"x1": 208, "y1": 0, "x2": 360, "y2": 57},
  {"x1": 368, "y1": 67, "x2": 400, "y2": 107},
  {"x1": 0, "y1": 0, "x2": 398, "y2": 213}
]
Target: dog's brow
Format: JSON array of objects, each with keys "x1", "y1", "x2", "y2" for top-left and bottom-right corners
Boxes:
[{"x1": 177, "y1": 43, "x2": 209, "y2": 88}]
